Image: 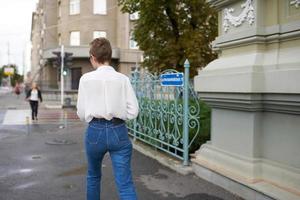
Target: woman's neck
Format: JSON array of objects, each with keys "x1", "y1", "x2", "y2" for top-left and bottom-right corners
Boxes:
[{"x1": 96, "y1": 62, "x2": 109, "y2": 68}]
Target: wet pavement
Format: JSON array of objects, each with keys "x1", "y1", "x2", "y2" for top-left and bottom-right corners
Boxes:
[{"x1": 0, "y1": 93, "x2": 243, "y2": 200}]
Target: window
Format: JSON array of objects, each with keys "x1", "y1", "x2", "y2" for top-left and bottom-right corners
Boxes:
[
  {"x1": 130, "y1": 40, "x2": 138, "y2": 49},
  {"x1": 131, "y1": 66, "x2": 140, "y2": 72},
  {"x1": 93, "y1": 0, "x2": 106, "y2": 15},
  {"x1": 70, "y1": 0, "x2": 80, "y2": 15},
  {"x1": 93, "y1": 31, "x2": 107, "y2": 39},
  {"x1": 70, "y1": 31, "x2": 80, "y2": 46},
  {"x1": 129, "y1": 12, "x2": 139, "y2": 20},
  {"x1": 129, "y1": 32, "x2": 138, "y2": 49}
]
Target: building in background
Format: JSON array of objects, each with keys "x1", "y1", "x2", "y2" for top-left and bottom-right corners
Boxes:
[{"x1": 31, "y1": 0, "x2": 143, "y2": 91}]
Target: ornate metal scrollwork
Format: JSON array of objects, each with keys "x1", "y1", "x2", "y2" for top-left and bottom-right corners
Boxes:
[{"x1": 128, "y1": 69, "x2": 201, "y2": 159}]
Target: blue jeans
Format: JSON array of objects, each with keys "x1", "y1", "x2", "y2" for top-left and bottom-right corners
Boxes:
[{"x1": 85, "y1": 119, "x2": 137, "y2": 200}]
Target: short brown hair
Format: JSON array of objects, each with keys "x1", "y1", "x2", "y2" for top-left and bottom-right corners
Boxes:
[{"x1": 89, "y1": 38, "x2": 112, "y2": 64}]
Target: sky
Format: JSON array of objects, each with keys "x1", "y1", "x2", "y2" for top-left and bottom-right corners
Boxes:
[{"x1": 0, "y1": 0, "x2": 38, "y2": 75}]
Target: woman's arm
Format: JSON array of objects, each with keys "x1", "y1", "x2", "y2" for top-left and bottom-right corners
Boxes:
[
  {"x1": 38, "y1": 90, "x2": 43, "y2": 102},
  {"x1": 125, "y1": 77, "x2": 139, "y2": 120},
  {"x1": 25, "y1": 89, "x2": 31, "y2": 100},
  {"x1": 76, "y1": 78, "x2": 86, "y2": 121}
]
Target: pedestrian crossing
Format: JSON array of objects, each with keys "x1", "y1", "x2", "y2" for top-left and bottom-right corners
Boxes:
[
  {"x1": 2, "y1": 110, "x2": 31, "y2": 125},
  {"x1": 2, "y1": 109, "x2": 80, "y2": 125}
]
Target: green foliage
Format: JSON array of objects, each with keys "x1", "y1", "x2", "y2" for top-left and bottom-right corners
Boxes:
[
  {"x1": 118, "y1": 0, "x2": 218, "y2": 77},
  {"x1": 0, "y1": 64, "x2": 23, "y2": 86},
  {"x1": 189, "y1": 100, "x2": 211, "y2": 153}
]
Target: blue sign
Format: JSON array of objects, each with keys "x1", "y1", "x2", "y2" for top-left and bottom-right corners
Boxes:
[{"x1": 160, "y1": 73, "x2": 184, "y2": 86}]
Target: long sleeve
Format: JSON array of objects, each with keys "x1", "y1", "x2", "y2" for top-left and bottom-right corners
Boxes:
[
  {"x1": 38, "y1": 90, "x2": 43, "y2": 102},
  {"x1": 76, "y1": 78, "x2": 85, "y2": 121},
  {"x1": 26, "y1": 89, "x2": 31, "y2": 99},
  {"x1": 125, "y1": 78, "x2": 139, "y2": 120}
]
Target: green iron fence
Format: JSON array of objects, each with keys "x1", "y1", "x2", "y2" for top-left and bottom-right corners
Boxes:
[{"x1": 127, "y1": 60, "x2": 201, "y2": 165}]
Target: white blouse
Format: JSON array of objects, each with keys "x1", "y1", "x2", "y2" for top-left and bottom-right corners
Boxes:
[
  {"x1": 76, "y1": 66, "x2": 139, "y2": 123},
  {"x1": 30, "y1": 89, "x2": 39, "y2": 101}
]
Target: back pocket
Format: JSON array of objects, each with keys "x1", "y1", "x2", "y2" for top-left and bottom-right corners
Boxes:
[
  {"x1": 85, "y1": 126, "x2": 103, "y2": 145},
  {"x1": 111, "y1": 124, "x2": 129, "y2": 143}
]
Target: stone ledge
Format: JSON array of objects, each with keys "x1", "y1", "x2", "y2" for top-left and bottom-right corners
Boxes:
[
  {"x1": 208, "y1": 0, "x2": 240, "y2": 10},
  {"x1": 192, "y1": 162, "x2": 276, "y2": 200},
  {"x1": 213, "y1": 29, "x2": 300, "y2": 50},
  {"x1": 191, "y1": 144, "x2": 300, "y2": 200},
  {"x1": 198, "y1": 93, "x2": 300, "y2": 115}
]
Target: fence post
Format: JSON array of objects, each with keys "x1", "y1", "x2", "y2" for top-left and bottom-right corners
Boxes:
[
  {"x1": 183, "y1": 59, "x2": 190, "y2": 166},
  {"x1": 133, "y1": 69, "x2": 138, "y2": 141}
]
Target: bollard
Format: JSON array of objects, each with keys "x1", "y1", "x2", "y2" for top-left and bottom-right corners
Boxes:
[
  {"x1": 64, "y1": 110, "x2": 68, "y2": 130},
  {"x1": 26, "y1": 116, "x2": 30, "y2": 135}
]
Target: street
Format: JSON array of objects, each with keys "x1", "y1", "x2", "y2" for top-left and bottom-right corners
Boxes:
[
  {"x1": 0, "y1": 0, "x2": 297, "y2": 199},
  {"x1": 0, "y1": 92, "x2": 242, "y2": 200}
]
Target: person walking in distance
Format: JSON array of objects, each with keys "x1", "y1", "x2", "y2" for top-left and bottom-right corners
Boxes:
[
  {"x1": 77, "y1": 38, "x2": 139, "y2": 200},
  {"x1": 26, "y1": 82, "x2": 43, "y2": 120},
  {"x1": 14, "y1": 82, "x2": 21, "y2": 98}
]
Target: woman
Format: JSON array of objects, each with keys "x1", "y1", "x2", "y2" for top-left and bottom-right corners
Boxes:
[
  {"x1": 77, "y1": 38, "x2": 139, "y2": 200},
  {"x1": 14, "y1": 82, "x2": 21, "y2": 98},
  {"x1": 26, "y1": 82, "x2": 43, "y2": 120}
]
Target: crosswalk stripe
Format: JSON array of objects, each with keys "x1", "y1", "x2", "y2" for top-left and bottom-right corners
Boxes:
[{"x1": 2, "y1": 109, "x2": 80, "y2": 125}]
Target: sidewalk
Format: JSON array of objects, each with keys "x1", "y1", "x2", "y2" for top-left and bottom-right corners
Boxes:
[
  {"x1": 0, "y1": 86, "x2": 12, "y2": 95},
  {"x1": 0, "y1": 120, "x2": 242, "y2": 200},
  {"x1": 0, "y1": 93, "x2": 29, "y2": 110}
]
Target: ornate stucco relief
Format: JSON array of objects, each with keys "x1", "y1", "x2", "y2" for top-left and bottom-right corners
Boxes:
[
  {"x1": 223, "y1": 0, "x2": 255, "y2": 33},
  {"x1": 290, "y1": 0, "x2": 300, "y2": 8}
]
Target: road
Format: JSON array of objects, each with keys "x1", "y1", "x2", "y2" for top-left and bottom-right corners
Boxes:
[{"x1": 0, "y1": 92, "x2": 243, "y2": 200}]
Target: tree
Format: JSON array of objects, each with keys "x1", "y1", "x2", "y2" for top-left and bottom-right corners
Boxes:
[
  {"x1": 0, "y1": 64, "x2": 23, "y2": 86},
  {"x1": 118, "y1": 0, "x2": 218, "y2": 77}
]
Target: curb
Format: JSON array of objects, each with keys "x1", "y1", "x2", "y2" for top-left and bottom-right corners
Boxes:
[
  {"x1": 131, "y1": 139, "x2": 193, "y2": 175},
  {"x1": 44, "y1": 104, "x2": 62, "y2": 109}
]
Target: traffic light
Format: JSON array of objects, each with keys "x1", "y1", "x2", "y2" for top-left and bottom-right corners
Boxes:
[
  {"x1": 64, "y1": 52, "x2": 73, "y2": 67},
  {"x1": 52, "y1": 51, "x2": 73, "y2": 76},
  {"x1": 63, "y1": 52, "x2": 73, "y2": 76},
  {"x1": 52, "y1": 51, "x2": 61, "y2": 67},
  {"x1": 63, "y1": 68, "x2": 68, "y2": 76}
]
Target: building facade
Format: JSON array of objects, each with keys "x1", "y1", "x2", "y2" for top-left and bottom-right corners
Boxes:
[
  {"x1": 31, "y1": 0, "x2": 143, "y2": 91},
  {"x1": 193, "y1": 0, "x2": 300, "y2": 199}
]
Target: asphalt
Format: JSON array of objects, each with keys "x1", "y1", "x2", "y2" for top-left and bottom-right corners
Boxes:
[{"x1": 0, "y1": 92, "x2": 243, "y2": 200}]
